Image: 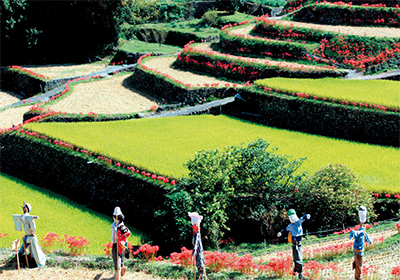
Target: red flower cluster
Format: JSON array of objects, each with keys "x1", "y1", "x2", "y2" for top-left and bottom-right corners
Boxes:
[
  {"x1": 132, "y1": 244, "x2": 162, "y2": 261},
  {"x1": 110, "y1": 61, "x2": 124, "y2": 66},
  {"x1": 333, "y1": 223, "x2": 378, "y2": 235},
  {"x1": 0, "y1": 233, "x2": 8, "y2": 238},
  {"x1": 169, "y1": 247, "x2": 193, "y2": 268},
  {"x1": 62, "y1": 234, "x2": 91, "y2": 256},
  {"x1": 373, "y1": 193, "x2": 400, "y2": 199},
  {"x1": 392, "y1": 265, "x2": 400, "y2": 276},
  {"x1": 8, "y1": 65, "x2": 50, "y2": 80},
  {"x1": 40, "y1": 232, "x2": 62, "y2": 253},
  {"x1": 395, "y1": 221, "x2": 400, "y2": 230}
]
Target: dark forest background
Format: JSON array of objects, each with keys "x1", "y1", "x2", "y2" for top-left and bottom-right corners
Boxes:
[{"x1": 1, "y1": 0, "x2": 120, "y2": 65}]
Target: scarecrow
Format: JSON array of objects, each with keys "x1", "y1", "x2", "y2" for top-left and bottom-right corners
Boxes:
[
  {"x1": 277, "y1": 209, "x2": 310, "y2": 279},
  {"x1": 188, "y1": 212, "x2": 207, "y2": 280},
  {"x1": 13, "y1": 201, "x2": 46, "y2": 268},
  {"x1": 111, "y1": 206, "x2": 129, "y2": 279},
  {"x1": 349, "y1": 205, "x2": 373, "y2": 280}
]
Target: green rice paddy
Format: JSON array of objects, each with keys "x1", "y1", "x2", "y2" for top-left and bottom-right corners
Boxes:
[
  {"x1": 0, "y1": 173, "x2": 146, "y2": 254},
  {"x1": 24, "y1": 115, "x2": 400, "y2": 194},
  {"x1": 255, "y1": 78, "x2": 400, "y2": 109}
]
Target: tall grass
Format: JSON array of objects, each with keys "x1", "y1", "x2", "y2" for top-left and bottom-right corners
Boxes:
[
  {"x1": 23, "y1": 115, "x2": 399, "y2": 193},
  {"x1": 0, "y1": 173, "x2": 146, "y2": 254},
  {"x1": 255, "y1": 78, "x2": 400, "y2": 109}
]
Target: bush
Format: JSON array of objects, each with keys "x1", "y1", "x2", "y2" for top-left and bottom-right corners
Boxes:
[
  {"x1": 297, "y1": 164, "x2": 375, "y2": 230},
  {"x1": 163, "y1": 139, "x2": 307, "y2": 246}
]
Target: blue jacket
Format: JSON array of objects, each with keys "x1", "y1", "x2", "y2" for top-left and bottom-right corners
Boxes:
[{"x1": 349, "y1": 227, "x2": 373, "y2": 256}]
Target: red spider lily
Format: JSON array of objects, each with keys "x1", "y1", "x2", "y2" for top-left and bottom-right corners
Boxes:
[
  {"x1": 304, "y1": 261, "x2": 325, "y2": 280},
  {"x1": 60, "y1": 234, "x2": 91, "y2": 256},
  {"x1": 0, "y1": 233, "x2": 8, "y2": 238},
  {"x1": 132, "y1": 244, "x2": 160, "y2": 262},
  {"x1": 169, "y1": 247, "x2": 193, "y2": 268},
  {"x1": 392, "y1": 265, "x2": 400, "y2": 276}
]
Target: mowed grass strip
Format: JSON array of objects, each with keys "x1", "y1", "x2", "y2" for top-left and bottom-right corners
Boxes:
[
  {"x1": 255, "y1": 78, "x2": 400, "y2": 109},
  {"x1": 24, "y1": 115, "x2": 400, "y2": 194},
  {"x1": 0, "y1": 173, "x2": 145, "y2": 254}
]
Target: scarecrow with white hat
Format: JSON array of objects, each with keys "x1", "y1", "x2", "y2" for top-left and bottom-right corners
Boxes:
[
  {"x1": 13, "y1": 201, "x2": 46, "y2": 268},
  {"x1": 111, "y1": 206, "x2": 128, "y2": 280},
  {"x1": 349, "y1": 206, "x2": 373, "y2": 280},
  {"x1": 188, "y1": 212, "x2": 207, "y2": 280},
  {"x1": 277, "y1": 209, "x2": 310, "y2": 279}
]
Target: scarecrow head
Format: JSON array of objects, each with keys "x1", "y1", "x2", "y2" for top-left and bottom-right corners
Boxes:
[
  {"x1": 358, "y1": 205, "x2": 367, "y2": 224},
  {"x1": 22, "y1": 201, "x2": 32, "y2": 214},
  {"x1": 188, "y1": 212, "x2": 203, "y2": 233},
  {"x1": 288, "y1": 209, "x2": 299, "y2": 223},
  {"x1": 113, "y1": 207, "x2": 124, "y2": 223}
]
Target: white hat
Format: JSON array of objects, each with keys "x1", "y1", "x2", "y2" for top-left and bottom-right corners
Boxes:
[
  {"x1": 188, "y1": 212, "x2": 203, "y2": 225},
  {"x1": 22, "y1": 201, "x2": 32, "y2": 213},
  {"x1": 359, "y1": 205, "x2": 367, "y2": 223},
  {"x1": 113, "y1": 207, "x2": 122, "y2": 216}
]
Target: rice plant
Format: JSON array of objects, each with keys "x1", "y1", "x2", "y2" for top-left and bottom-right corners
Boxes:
[{"x1": 23, "y1": 115, "x2": 400, "y2": 193}]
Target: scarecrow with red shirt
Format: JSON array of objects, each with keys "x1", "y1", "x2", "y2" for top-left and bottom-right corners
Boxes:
[
  {"x1": 277, "y1": 209, "x2": 311, "y2": 279},
  {"x1": 189, "y1": 212, "x2": 207, "y2": 280},
  {"x1": 111, "y1": 207, "x2": 130, "y2": 280},
  {"x1": 349, "y1": 205, "x2": 373, "y2": 280}
]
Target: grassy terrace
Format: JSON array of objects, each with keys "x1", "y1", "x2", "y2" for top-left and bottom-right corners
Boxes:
[
  {"x1": 24, "y1": 115, "x2": 399, "y2": 194},
  {"x1": 255, "y1": 78, "x2": 400, "y2": 110},
  {"x1": 0, "y1": 173, "x2": 146, "y2": 254}
]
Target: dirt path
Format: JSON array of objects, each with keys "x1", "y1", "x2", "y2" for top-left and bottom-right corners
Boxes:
[
  {"x1": 0, "y1": 267, "x2": 175, "y2": 280},
  {"x1": 232, "y1": 21, "x2": 400, "y2": 38}
]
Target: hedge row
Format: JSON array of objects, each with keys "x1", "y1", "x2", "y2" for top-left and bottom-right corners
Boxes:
[
  {"x1": 175, "y1": 43, "x2": 345, "y2": 81},
  {"x1": 220, "y1": 26, "x2": 319, "y2": 61},
  {"x1": 291, "y1": 3, "x2": 400, "y2": 27},
  {"x1": 0, "y1": 67, "x2": 82, "y2": 98},
  {"x1": 0, "y1": 131, "x2": 181, "y2": 251},
  {"x1": 224, "y1": 86, "x2": 400, "y2": 147},
  {"x1": 0, "y1": 67, "x2": 47, "y2": 97}
]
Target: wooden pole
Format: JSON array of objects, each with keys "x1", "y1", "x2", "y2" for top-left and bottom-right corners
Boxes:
[
  {"x1": 23, "y1": 237, "x2": 29, "y2": 268},
  {"x1": 14, "y1": 239, "x2": 20, "y2": 273},
  {"x1": 116, "y1": 216, "x2": 120, "y2": 279}
]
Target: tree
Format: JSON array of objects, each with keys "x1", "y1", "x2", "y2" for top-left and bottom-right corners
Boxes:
[
  {"x1": 297, "y1": 163, "x2": 376, "y2": 231},
  {"x1": 152, "y1": 28, "x2": 168, "y2": 48},
  {"x1": 164, "y1": 139, "x2": 307, "y2": 247}
]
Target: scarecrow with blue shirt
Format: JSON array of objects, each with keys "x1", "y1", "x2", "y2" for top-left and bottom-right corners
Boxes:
[
  {"x1": 277, "y1": 209, "x2": 311, "y2": 279},
  {"x1": 349, "y1": 206, "x2": 373, "y2": 280}
]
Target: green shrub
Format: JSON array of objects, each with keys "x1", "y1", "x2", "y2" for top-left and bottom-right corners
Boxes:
[
  {"x1": 164, "y1": 139, "x2": 307, "y2": 246},
  {"x1": 297, "y1": 164, "x2": 375, "y2": 230}
]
